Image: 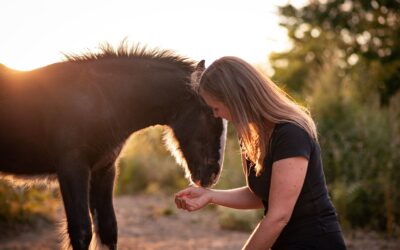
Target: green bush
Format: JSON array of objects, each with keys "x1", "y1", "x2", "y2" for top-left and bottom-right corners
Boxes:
[
  {"x1": 115, "y1": 126, "x2": 189, "y2": 195},
  {"x1": 217, "y1": 207, "x2": 262, "y2": 232},
  {"x1": 0, "y1": 180, "x2": 59, "y2": 236},
  {"x1": 307, "y1": 64, "x2": 400, "y2": 236}
]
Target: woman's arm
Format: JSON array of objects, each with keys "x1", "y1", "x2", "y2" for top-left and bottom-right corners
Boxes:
[
  {"x1": 175, "y1": 185, "x2": 263, "y2": 211},
  {"x1": 242, "y1": 156, "x2": 308, "y2": 250}
]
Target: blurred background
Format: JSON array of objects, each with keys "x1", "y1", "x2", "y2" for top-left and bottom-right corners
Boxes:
[{"x1": 0, "y1": 0, "x2": 399, "y2": 249}]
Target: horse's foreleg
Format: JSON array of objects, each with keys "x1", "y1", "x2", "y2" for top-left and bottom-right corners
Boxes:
[
  {"x1": 57, "y1": 154, "x2": 92, "y2": 250},
  {"x1": 89, "y1": 164, "x2": 117, "y2": 250}
]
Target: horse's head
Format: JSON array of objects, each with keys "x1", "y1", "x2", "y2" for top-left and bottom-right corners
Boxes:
[
  {"x1": 164, "y1": 61, "x2": 227, "y2": 187},
  {"x1": 165, "y1": 107, "x2": 227, "y2": 188}
]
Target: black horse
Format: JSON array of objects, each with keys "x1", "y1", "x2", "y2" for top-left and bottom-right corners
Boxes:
[{"x1": 0, "y1": 42, "x2": 227, "y2": 249}]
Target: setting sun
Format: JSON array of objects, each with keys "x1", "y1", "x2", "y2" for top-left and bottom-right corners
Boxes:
[{"x1": 0, "y1": 0, "x2": 306, "y2": 71}]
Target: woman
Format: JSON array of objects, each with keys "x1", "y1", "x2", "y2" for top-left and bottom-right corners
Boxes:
[{"x1": 175, "y1": 56, "x2": 346, "y2": 249}]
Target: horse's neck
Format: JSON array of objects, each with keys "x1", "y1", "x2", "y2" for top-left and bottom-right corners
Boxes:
[{"x1": 90, "y1": 60, "x2": 192, "y2": 133}]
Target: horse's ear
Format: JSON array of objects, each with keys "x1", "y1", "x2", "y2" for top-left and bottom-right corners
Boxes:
[
  {"x1": 196, "y1": 60, "x2": 206, "y2": 72},
  {"x1": 190, "y1": 60, "x2": 206, "y2": 91}
]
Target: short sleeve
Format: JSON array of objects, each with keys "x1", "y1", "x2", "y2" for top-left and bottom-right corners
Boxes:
[{"x1": 271, "y1": 123, "x2": 313, "y2": 163}]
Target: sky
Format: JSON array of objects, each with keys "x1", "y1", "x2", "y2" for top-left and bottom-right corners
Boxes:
[{"x1": 0, "y1": 0, "x2": 306, "y2": 71}]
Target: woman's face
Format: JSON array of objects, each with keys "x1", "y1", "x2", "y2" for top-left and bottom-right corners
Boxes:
[{"x1": 200, "y1": 90, "x2": 232, "y2": 121}]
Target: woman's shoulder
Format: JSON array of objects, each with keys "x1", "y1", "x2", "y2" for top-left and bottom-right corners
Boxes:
[
  {"x1": 272, "y1": 122, "x2": 315, "y2": 146},
  {"x1": 274, "y1": 122, "x2": 309, "y2": 137},
  {"x1": 269, "y1": 122, "x2": 315, "y2": 161}
]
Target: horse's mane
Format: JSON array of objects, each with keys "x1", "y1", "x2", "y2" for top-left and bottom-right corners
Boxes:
[{"x1": 63, "y1": 40, "x2": 196, "y2": 72}]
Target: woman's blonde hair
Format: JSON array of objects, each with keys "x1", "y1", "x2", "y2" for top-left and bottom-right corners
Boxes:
[{"x1": 198, "y1": 56, "x2": 317, "y2": 176}]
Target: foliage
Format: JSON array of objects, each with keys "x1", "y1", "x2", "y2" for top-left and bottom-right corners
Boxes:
[
  {"x1": 0, "y1": 180, "x2": 59, "y2": 236},
  {"x1": 115, "y1": 126, "x2": 189, "y2": 195},
  {"x1": 272, "y1": 0, "x2": 400, "y2": 105},
  {"x1": 270, "y1": 0, "x2": 400, "y2": 236},
  {"x1": 307, "y1": 62, "x2": 400, "y2": 234},
  {"x1": 217, "y1": 207, "x2": 262, "y2": 232}
]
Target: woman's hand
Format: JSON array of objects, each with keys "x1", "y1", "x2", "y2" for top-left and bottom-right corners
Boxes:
[{"x1": 174, "y1": 186, "x2": 212, "y2": 212}]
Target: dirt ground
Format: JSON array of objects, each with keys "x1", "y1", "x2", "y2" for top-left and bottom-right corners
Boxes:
[{"x1": 0, "y1": 194, "x2": 398, "y2": 250}]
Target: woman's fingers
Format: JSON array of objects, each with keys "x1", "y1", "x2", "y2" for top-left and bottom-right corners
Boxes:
[
  {"x1": 175, "y1": 196, "x2": 182, "y2": 209},
  {"x1": 176, "y1": 196, "x2": 188, "y2": 209},
  {"x1": 175, "y1": 195, "x2": 190, "y2": 210},
  {"x1": 175, "y1": 196, "x2": 196, "y2": 211},
  {"x1": 181, "y1": 198, "x2": 188, "y2": 210},
  {"x1": 175, "y1": 188, "x2": 186, "y2": 209},
  {"x1": 181, "y1": 199, "x2": 197, "y2": 211}
]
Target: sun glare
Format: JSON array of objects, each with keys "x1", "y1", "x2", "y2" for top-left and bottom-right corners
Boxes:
[
  {"x1": 2, "y1": 53, "x2": 61, "y2": 71},
  {"x1": 0, "y1": 0, "x2": 305, "y2": 71}
]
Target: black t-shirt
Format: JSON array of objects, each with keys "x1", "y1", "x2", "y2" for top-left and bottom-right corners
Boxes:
[{"x1": 245, "y1": 122, "x2": 342, "y2": 245}]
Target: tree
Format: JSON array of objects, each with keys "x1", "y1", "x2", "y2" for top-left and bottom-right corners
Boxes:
[
  {"x1": 271, "y1": 0, "x2": 400, "y2": 105},
  {"x1": 269, "y1": 0, "x2": 400, "y2": 235}
]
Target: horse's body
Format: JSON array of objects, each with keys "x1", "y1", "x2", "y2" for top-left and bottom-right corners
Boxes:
[{"x1": 0, "y1": 44, "x2": 227, "y2": 249}]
